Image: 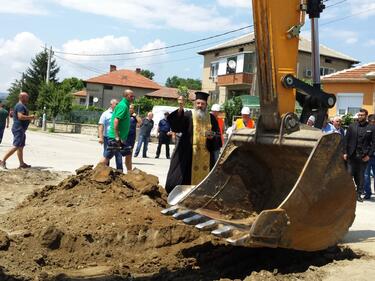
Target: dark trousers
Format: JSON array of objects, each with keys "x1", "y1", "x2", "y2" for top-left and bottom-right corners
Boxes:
[
  {"x1": 364, "y1": 156, "x2": 375, "y2": 196},
  {"x1": 0, "y1": 126, "x2": 4, "y2": 144},
  {"x1": 156, "y1": 141, "x2": 170, "y2": 158},
  {"x1": 348, "y1": 156, "x2": 368, "y2": 195},
  {"x1": 156, "y1": 132, "x2": 170, "y2": 158}
]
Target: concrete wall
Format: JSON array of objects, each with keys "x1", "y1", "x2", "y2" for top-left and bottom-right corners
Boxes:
[
  {"x1": 44, "y1": 122, "x2": 98, "y2": 136},
  {"x1": 297, "y1": 52, "x2": 353, "y2": 79},
  {"x1": 323, "y1": 82, "x2": 375, "y2": 116},
  {"x1": 86, "y1": 83, "x2": 156, "y2": 109}
]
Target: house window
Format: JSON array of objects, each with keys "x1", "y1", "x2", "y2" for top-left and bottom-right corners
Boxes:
[
  {"x1": 239, "y1": 47, "x2": 244, "y2": 52},
  {"x1": 215, "y1": 52, "x2": 220, "y2": 57},
  {"x1": 336, "y1": 93, "x2": 363, "y2": 115},
  {"x1": 226, "y1": 56, "x2": 237, "y2": 74},
  {"x1": 210, "y1": 62, "x2": 219, "y2": 78},
  {"x1": 89, "y1": 96, "x2": 94, "y2": 106},
  {"x1": 79, "y1": 98, "x2": 86, "y2": 105},
  {"x1": 320, "y1": 67, "x2": 335, "y2": 76},
  {"x1": 325, "y1": 58, "x2": 332, "y2": 64},
  {"x1": 103, "y1": 85, "x2": 113, "y2": 90}
]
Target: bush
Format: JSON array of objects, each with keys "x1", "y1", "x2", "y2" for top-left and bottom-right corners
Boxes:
[{"x1": 223, "y1": 97, "x2": 243, "y2": 126}]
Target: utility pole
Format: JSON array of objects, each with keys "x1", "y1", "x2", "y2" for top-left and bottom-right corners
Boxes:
[
  {"x1": 43, "y1": 46, "x2": 52, "y2": 131},
  {"x1": 46, "y1": 46, "x2": 52, "y2": 83}
]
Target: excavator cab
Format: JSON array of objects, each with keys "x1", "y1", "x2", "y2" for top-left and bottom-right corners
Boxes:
[{"x1": 162, "y1": 0, "x2": 356, "y2": 251}]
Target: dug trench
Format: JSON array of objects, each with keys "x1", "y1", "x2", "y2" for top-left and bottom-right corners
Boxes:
[{"x1": 0, "y1": 165, "x2": 368, "y2": 281}]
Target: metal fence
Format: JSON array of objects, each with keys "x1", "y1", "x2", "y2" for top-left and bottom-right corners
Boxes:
[{"x1": 55, "y1": 110, "x2": 103, "y2": 124}]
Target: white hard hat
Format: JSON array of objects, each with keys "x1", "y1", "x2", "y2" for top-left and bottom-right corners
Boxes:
[
  {"x1": 308, "y1": 115, "x2": 316, "y2": 123},
  {"x1": 241, "y1": 107, "x2": 251, "y2": 115},
  {"x1": 211, "y1": 103, "x2": 221, "y2": 112}
]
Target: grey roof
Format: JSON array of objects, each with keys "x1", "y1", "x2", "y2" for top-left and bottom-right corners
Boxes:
[{"x1": 198, "y1": 32, "x2": 359, "y2": 63}]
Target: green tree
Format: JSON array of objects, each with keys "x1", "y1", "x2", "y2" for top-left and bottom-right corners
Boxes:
[
  {"x1": 139, "y1": 69, "x2": 155, "y2": 80},
  {"x1": 6, "y1": 77, "x2": 24, "y2": 108},
  {"x1": 60, "y1": 77, "x2": 84, "y2": 93},
  {"x1": 223, "y1": 96, "x2": 243, "y2": 126},
  {"x1": 38, "y1": 82, "x2": 73, "y2": 130},
  {"x1": 177, "y1": 85, "x2": 189, "y2": 99},
  {"x1": 23, "y1": 49, "x2": 60, "y2": 110},
  {"x1": 133, "y1": 96, "x2": 154, "y2": 116},
  {"x1": 165, "y1": 76, "x2": 202, "y2": 90}
]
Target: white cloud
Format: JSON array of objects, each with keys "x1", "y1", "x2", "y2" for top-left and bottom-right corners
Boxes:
[
  {"x1": 0, "y1": 0, "x2": 47, "y2": 15},
  {"x1": 0, "y1": 32, "x2": 170, "y2": 91},
  {"x1": 53, "y1": 0, "x2": 237, "y2": 32},
  {"x1": 217, "y1": 0, "x2": 251, "y2": 8},
  {"x1": 366, "y1": 39, "x2": 375, "y2": 46},
  {"x1": 0, "y1": 32, "x2": 43, "y2": 92},
  {"x1": 321, "y1": 28, "x2": 358, "y2": 45},
  {"x1": 56, "y1": 36, "x2": 169, "y2": 82},
  {"x1": 348, "y1": 0, "x2": 375, "y2": 18}
]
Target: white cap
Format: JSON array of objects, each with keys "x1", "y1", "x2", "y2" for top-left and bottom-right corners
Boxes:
[
  {"x1": 241, "y1": 107, "x2": 251, "y2": 115},
  {"x1": 211, "y1": 104, "x2": 221, "y2": 112},
  {"x1": 308, "y1": 115, "x2": 316, "y2": 123}
]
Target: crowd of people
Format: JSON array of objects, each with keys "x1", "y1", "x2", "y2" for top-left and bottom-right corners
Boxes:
[{"x1": 1, "y1": 90, "x2": 375, "y2": 204}]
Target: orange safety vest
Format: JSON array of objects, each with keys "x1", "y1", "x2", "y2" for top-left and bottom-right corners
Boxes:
[{"x1": 235, "y1": 118, "x2": 254, "y2": 129}]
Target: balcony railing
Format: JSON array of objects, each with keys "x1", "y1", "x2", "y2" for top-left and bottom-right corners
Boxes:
[{"x1": 217, "y1": 72, "x2": 254, "y2": 86}]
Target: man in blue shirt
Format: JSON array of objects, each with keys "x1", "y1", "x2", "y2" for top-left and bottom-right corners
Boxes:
[
  {"x1": 321, "y1": 114, "x2": 335, "y2": 134},
  {"x1": 155, "y1": 112, "x2": 172, "y2": 159},
  {"x1": 0, "y1": 92, "x2": 35, "y2": 169},
  {"x1": 98, "y1": 99, "x2": 123, "y2": 171}
]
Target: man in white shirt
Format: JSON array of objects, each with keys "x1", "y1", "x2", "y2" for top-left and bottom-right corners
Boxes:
[{"x1": 98, "y1": 99, "x2": 123, "y2": 171}]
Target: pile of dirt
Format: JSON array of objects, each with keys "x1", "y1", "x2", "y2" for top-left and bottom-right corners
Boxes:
[{"x1": 0, "y1": 165, "x2": 363, "y2": 281}]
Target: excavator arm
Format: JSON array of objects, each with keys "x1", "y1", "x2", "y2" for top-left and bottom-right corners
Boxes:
[{"x1": 162, "y1": 0, "x2": 356, "y2": 251}]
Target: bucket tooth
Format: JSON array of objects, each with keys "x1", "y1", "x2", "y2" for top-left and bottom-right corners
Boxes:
[
  {"x1": 211, "y1": 225, "x2": 233, "y2": 238},
  {"x1": 227, "y1": 234, "x2": 250, "y2": 246},
  {"x1": 196, "y1": 220, "x2": 217, "y2": 231},
  {"x1": 172, "y1": 209, "x2": 193, "y2": 220},
  {"x1": 183, "y1": 214, "x2": 207, "y2": 225},
  {"x1": 161, "y1": 205, "x2": 179, "y2": 216}
]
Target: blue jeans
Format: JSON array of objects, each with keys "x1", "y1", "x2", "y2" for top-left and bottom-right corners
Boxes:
[
  {"x1": 134, "y1": 135, "x2": 149, "y2": 157},
  {"x1": 364, "y1": 156, "x2": 375, "y2": 197},
  {"x1": 103, "y1": 136, "x2": 123, "y2": 171}
]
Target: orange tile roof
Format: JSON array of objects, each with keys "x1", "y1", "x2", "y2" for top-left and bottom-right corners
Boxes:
[
  {"x1": 73, "y1": 90, "x2": 87, "y2": 97},
  {"x1": 146, "y1": 87, "x2": 196, "y2": 100},
  {"x1": 322, "y1": 63, "x2": 375, "y2": 83},
  {"x1": 85, "y1": 69, "x2": 161, "y2": 90}
]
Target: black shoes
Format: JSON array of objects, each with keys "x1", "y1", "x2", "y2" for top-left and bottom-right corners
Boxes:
[
  {"x1": 155, "y1": 155, "x2": 159, "y2": 159},
  {"x1": 357, "y1": 194, "x2": 364, "y2": 202}
]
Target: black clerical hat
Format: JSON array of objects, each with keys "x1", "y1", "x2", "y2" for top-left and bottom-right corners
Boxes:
[{"x1": 195, "y1": 91, "x2": 209, "y2": 101}]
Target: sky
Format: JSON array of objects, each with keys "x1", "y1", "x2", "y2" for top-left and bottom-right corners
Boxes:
[{"x1": 0, "y1": 0, "x2": 374, "y2": 92}]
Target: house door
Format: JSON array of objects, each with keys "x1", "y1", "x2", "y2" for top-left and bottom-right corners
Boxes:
[{"x1": 336, "y1": 93, "x2": 363, "y2": 115}]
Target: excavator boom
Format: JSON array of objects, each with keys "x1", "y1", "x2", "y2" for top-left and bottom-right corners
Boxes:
[{"x1": 162, "y1": 0, "x2": 356, "y2": 251}]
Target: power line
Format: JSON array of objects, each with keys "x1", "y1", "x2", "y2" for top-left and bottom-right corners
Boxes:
[
  {"x1": 321, "y1": 5, "x2": 375, "y2": 26},
  {"x1": 54, "y1": 54, "x2": 104, "y2": 74},
  {"x1": 62, "y1": 32, "x2": 253, "y2": 63},
  {"x1": 326, "y1": 0, "x2": 347, "y2": 9},
  {"x1": 53, "y1": 25, "x2": 253, "y2": 57}
]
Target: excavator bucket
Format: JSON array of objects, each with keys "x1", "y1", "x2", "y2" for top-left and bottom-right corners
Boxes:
[{"x1": 162, "y1": 126, "x2": 356, "y2": 251}]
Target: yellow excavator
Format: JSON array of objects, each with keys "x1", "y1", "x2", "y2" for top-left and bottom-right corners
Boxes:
[{"x1": 162, "y1": 0, "x2": 356, "y2": 251}]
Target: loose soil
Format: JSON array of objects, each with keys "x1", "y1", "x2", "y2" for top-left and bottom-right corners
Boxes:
[{"x1": 0, "y1": 165, "x2": 367, "y2": 281}]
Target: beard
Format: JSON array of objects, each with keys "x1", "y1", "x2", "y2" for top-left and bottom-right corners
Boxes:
[{"x1": 195, "y1": 108, "x2": 207, "y2": 120}]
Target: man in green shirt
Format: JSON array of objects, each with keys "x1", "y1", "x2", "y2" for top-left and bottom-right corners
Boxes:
[
  {"x1": 0, "y1": 101, "x2": 9, "y2": 144},
  {"x1": 100, "y1": 89, "x2": 135, "y2": 166}
]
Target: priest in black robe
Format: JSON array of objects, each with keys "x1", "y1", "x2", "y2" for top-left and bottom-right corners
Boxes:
[{"x1": 165, "y1": 92, "x2": 222, "y2": 194}]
